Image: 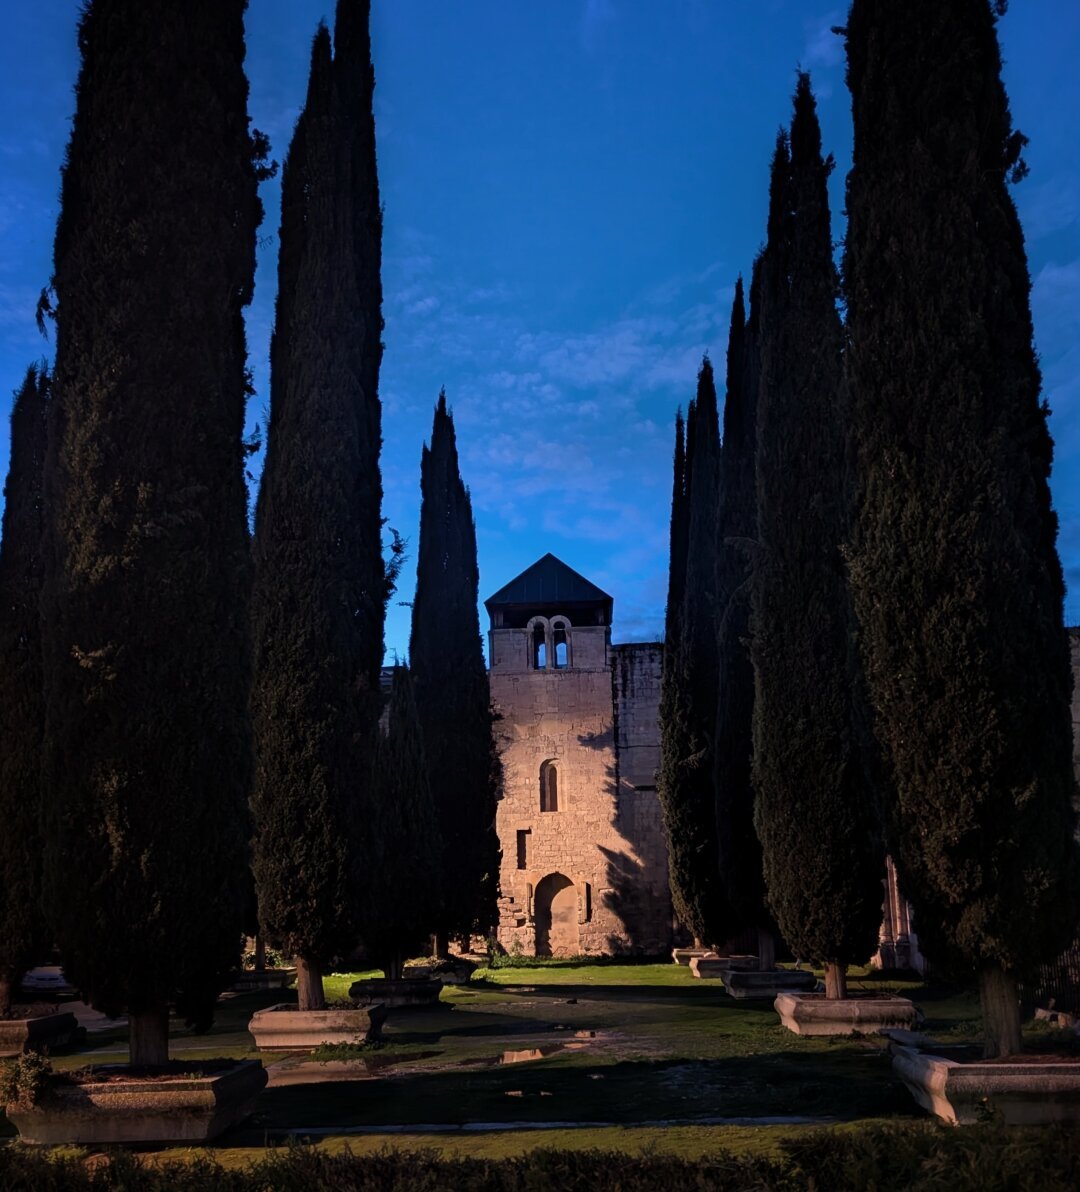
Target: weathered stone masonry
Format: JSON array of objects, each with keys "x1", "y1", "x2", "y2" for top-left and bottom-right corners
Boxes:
[{"x1": 487, "y1": 554, "x2": 673, "y2": 956}]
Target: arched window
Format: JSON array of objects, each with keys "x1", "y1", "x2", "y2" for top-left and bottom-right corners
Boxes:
[
  {"x1": 533, "y1": 625, "x2": 547, "y2": 669},
  {"x1": 539, "y1": 760, "x2": 559, "y2": 812},
  {"x1": 528, "y1": 617, "x2": 550, "y2": 670},
  {"x1": 551, "y1": 617, "x2": 571, "y2": 669}
]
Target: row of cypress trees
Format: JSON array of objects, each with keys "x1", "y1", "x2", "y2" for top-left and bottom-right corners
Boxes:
[
  {"x1": 0, "y1": 0, "x2": 499, "y2": 1053},
  {"x1": 660, "y1": 0, "x2": 1078, "y2": 1056}
]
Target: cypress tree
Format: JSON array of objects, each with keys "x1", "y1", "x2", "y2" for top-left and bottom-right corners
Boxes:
[
  {"x1": 251, "y1": 0, "x2": 385, "y2": 1011},
  {"x1": 752, "y1": 79, "x2": 884, "y2": 998},
  {"x1": 359, "y1": 666, "x2": 441, "y2": 979},
  {"x1": 714, "y1": 275, "x2": 777, "y2": 969},
  {"x1": 658, "y1": 409, "x2": 693, "y2": 937},
  {"x1": 843, "y1": 0, "x2": 1079, "y2": 1054},
  {"x1": 41, "y1": 0, "x2": 263, "y2": 1063},
  {"x1": 410, "y1": 392, "x2": 499, "y2": 952},
  {"x1": 0, "y1": 367, "x2": 49, "y2": 1015},
  {"x1": 657, "y1": 361, "x2": 731, "y2": 946}
]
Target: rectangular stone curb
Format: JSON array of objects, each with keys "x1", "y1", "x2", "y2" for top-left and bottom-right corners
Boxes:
[
  {"x1": 229, "y1": 967, "x2": 297, "y2": 992},
  {"x1": 672, "y1": 948, "x2": 712, "y2": 966},
  {"x1": 774, "y1": 992, "x2": 920, "y2": 1036},
  {"x1": 6, "y1": 1059, "x2": 267, "y2": 1145},
  {"x1": 348, "y1": 978, "x2": 443, "y2": 1008},
  {"x1": 890, "y1": 1042, "x2": 1080, "y2": 1125},
  {"x1": 0, "y1": 1012, "x2": 80, "y2": 1057},
  {"x1": 723, "y1": 969, "x2": 817, "y2": 999},
  {"x1": 248, "y1": 1004, "x2": 386, "y2": 1051}
]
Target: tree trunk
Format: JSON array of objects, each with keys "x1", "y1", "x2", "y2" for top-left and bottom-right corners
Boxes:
[
  {"x1": 979, "y1": 964, "x2": 1022, "y2": 1058},
  {"x1": 253, "y1": 935, "x2": 266, "y2": 972},
  {"x1": 296, "y1": 955, "x2": 325, "y2": 1011},
  {"x1": 385, "y1": 952, "x2": 404, "y2": 982},
  {"x1": 128, "y1": 1005, "x2": 169, "y2": 1066},
  {"x1": 691, "y1": 937, "x2": 703, "y2": 951},
  {"x1": 824, "y1": 961, "x2": 847, "y2": 1000},
  {"x1": 757, "y1": 929, "x2": 776, "y2": 972},
  {"x1": 433, "y1": 932, "x2": 450, "y2": 960},
  {"x1": 0, "y1": 974, "x2": 12, "y2": 1016}
]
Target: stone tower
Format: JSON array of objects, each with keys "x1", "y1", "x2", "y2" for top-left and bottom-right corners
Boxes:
[{"x1": 486, "y1": 554, "x2": 672, "y2": 956}]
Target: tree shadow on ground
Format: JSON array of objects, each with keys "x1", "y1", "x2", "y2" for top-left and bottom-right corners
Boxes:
[{"x1": 221, "y1": 1049, "x2": 916, "y2": 1145}]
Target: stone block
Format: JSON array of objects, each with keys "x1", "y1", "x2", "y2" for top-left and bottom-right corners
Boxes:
[
  {"x1": 774, "y1": 992, "x2": 921, "y2": 1036},
  {"x1": 672, "y1": 947, "x2": 710, "y2": 966},
  {"x1": 248, "y1": 1004, "x2": 386, "y2": 1050},
  {"x1": 891, "y1": 1042, "x2": 1080, "y2": 1125},
  {"x1": 723, "y1": 968, "x2": 817, "y2": 999},
  {"x1": 228, "y1": 967, "x2": 296, "y2": 992},
  {"x1": 0, "y1": 1012, "x2": 80, "y2": 1057},
  {"x1": 348, "y1": 977, "x2": 443, "y2": 1008},
  {"x1": 6, "y1": 1060, "x2": 266, "y2": 1145}
]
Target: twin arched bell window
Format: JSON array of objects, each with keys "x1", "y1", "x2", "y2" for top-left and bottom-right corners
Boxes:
[
  {"x1": 528, "y1": 616, "x2": 572, "y2": 671},
  {"x1": 539, "y1": 759, "x2": 559, "y2": 812}
]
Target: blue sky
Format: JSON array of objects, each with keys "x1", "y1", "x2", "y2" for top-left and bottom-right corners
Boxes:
[{"x1": 2, "y1": 1, "x2": 1079, "y2": 658}]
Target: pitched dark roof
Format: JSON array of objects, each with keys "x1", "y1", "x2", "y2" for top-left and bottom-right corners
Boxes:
[{"x1": 484, "y1": 553, "x2": 612, "y2": 611}]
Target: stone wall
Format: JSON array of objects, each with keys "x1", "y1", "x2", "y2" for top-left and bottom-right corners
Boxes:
[{"x1": 492, "y1": 632, "x2": 671, "y2": 956}]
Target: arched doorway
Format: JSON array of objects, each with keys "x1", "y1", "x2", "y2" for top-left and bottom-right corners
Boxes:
[{"x1": 534, "y1": 873, "x2": 578, "y2": 956}]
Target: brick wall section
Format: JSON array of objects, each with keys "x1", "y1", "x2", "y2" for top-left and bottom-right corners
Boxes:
[{"x1": 491, "y1": 627, "x2": 672, "y2": 955}]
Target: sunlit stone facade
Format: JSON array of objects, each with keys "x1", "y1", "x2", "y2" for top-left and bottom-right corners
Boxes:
[{"x1": 486, "y1": 555, "x2": 673, "y2": 956}]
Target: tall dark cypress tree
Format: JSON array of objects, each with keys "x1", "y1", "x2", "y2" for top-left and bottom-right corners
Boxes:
[
  {"x1": 658, "y1": 409, "x2": 693, "y2": 936},
  {"x1": 41, "y1": 0, "x2": 262, "y2": 1063},
  {"x1": 251, "y1": 0, "x2": 385, "y2": 1011},
  {"x1": 844, "y1": 0, "x2": 1079, "y2": 1054},
  {"x1": 410, "y1": 392, "x2": 499, "y2": 951},
  {"x1": 0, "y1": 367, "x2": 49, "y2": 1015},
  {"x1": 359, "y1": 666, "x2": 441, "y2": 979},
  {"x1": 714, "y1": 275, "x2": 777, "y2": 969},
  {"x1": 657, "y1": 361, "x2": 731, "y2": 946},
  {"x1": 752, "y1": 79, "x2": 884, "y2": 998}
]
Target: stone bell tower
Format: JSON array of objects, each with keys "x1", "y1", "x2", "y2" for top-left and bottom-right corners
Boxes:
[{"x1": 486, "y1": 553, "x2": 672, "y2": 956}]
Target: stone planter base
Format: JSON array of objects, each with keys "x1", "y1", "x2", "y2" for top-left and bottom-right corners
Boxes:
[
  {"x1": 0, "y1": 1012, "x2": 80, "y2": 1057},
  {"x1": 248, "y1": 1004, "x2": 386, "y2": 1051},
  {"x1": 689, "y1": 955, "x2": 760, "y2": 980},
  {"x1": 774, "y1": 992, "x2": 920, "y2": 1036},
  {"x1": 672, "y1": 948, "x2": 711, "y2": 966},
  {"x1": 891, "y1": 1042, "x2": 1080, "y2": 1125},
  {"x1": 348, "y1": 977, "x2": 443, "y2": 1008},
  {"x1": 6, "y1": 1060, "x2": 266, "y2": 1145},
  {"x1": 724, "y1": 968, "x2": 817, "y2": 1000},
  {"x1": 229, "y1": 967, "x2": 297, "y2": 992},
  {"x1": 404, "y1": 958, "x2": 476, "y2": 985}
]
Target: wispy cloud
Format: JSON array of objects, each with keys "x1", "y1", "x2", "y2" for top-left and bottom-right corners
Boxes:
[
  {"x1": 580, "y1": 0, "x2": 617, "y2": 53},
  {"x1": 801, "y1": 10, "x2": 845, "y2": 97}
]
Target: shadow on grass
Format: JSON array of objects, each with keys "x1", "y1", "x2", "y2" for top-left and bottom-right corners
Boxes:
[
  {"x1": 215, "y1": 1048, "x2": 916, "y2": 1147},
  {"x1": 475, "y1": 981, "x2": 735, "y2": 1004}
]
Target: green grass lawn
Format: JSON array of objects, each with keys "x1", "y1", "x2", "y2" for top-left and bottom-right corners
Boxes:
[{"x1": 0, "y1": 958, "x2": 1025, "y2": 1163}]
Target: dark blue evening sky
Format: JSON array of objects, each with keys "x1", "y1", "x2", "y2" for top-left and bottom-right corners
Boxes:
[{"x1": 2, "y1": 2, "x2": 1078, "y2": 658}]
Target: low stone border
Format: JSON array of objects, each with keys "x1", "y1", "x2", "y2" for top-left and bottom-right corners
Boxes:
[
  {"x1": 774, "y1": 992, "x2": 920, "y2": 1036},
  {"x1": 0, "y1": 1012, "x2": 80, "y2": 1057},
  {"x1": 672, "y1": 948, "x2": 710, "y2": 966},
  {"x1": 404, "y1": 958, "x2": 476, "y2": 985},
  {"x1": 229, "y1": 967, "x2": 297, "y2": 992},
  {"x1": 5, "y1": 1059, "x2": 267, "y2": 1145},
  {"x1": 723, "y1": 968, "x2": 817, "y2": 1000},
  {"x1": 349, "y1": 977, "x2": 444, "y2": 1008},
  {"x1": 689, "y1": 955, "x2": 760, "y2": 980},
  {"x1": 248, "y1": 1004, "x2": 386, "y2": 1051},
  {"x1": 891, "y1": 1042, "x2": 1080, "y2": 1125}
]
